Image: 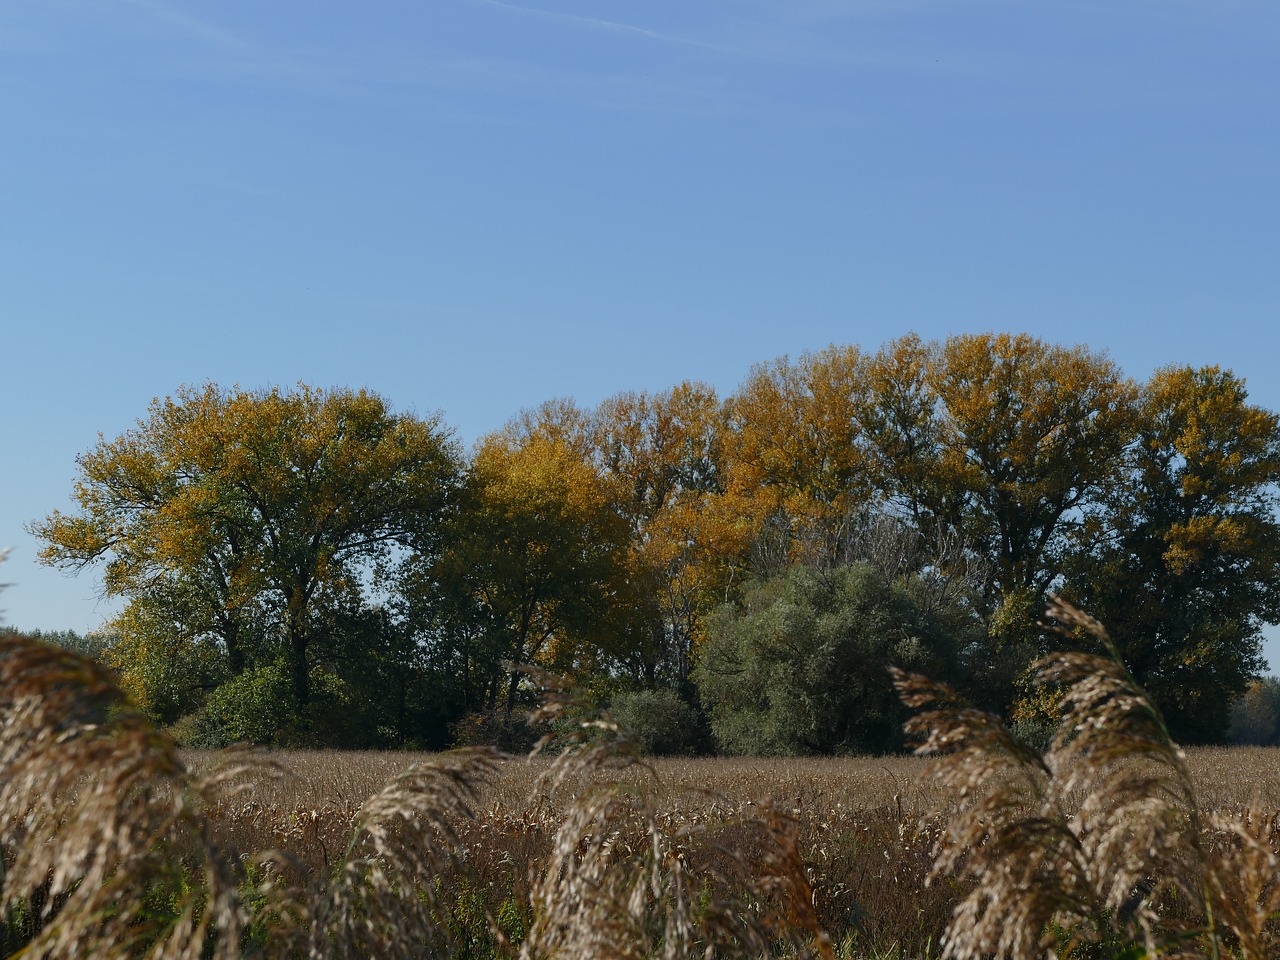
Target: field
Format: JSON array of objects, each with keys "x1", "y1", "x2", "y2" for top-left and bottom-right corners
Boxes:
[
  {"x1": 178, "y1": 746, "x2": 1280, "y2": 958},
  {"x1": 8, "y1": 628, "x2": 1280, "y2": 959},
  {"x1": 186, "y1": 749, "x2": 950, "y2": 957}
]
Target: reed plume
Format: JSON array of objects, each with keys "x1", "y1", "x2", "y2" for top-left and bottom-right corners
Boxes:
[
  {"x1": 895, "y1": 595, "x2": 1280, "y2": 960},
  {"x1": 253, "y1": 747, "x2": 501, "y2": 959},
  {"x1": 520, "y1": 666, "x2": 835, "y2": 960},
  {"x1": 0, "y1": 632, "x2": 246, "y2": 959}
]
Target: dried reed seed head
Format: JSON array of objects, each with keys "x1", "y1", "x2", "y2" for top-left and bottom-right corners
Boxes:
[
  {"x1": 1041, "y1": 594, "x2": 1110, "y2": 645},
  {"x1": 892, "y1": 597, "x2": 1280, "y2": 960},
  {"x1": 0, "y1": 632, "x2": 245, "y2": 960}
]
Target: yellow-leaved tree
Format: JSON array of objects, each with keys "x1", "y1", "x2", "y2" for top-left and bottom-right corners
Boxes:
[
  {"x1": 30, "y1": 383, "x2": 462, "y2": 719},
  {"x1": 720, "y1": 346, "x2": 876, "y2": 568},
  {"x1": 420, "y1": 429, "x2": 635, "y2": 721},
  {"x1": 926, "y1": 333, "x2": 1139, "y2": 610},
  {"x1": 590, "y1": 382, "x2": 744, "y2": 684},
  {"x1": 856, "y1": 334, "x2": 1139, "y2": 636}
]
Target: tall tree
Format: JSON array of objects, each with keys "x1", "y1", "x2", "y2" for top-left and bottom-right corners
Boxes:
[
  {"x1": 859, "y1": 335, "x2": 1138, "y2": 638},
  {"x1": 1068, "y1": 365, "x2": 1280, "y2": 742},
  {"x1": 926, "y1": 333, "x2": 1139, "y2": 609},
  {"x1": 590, "y1": 382, "x2": 734, "y2": 684},
  {"x1": 421, "y1": 431, "x2": 634, "y2": 719},
  {"x1": 30, "y1": 383, "x2": 462, "y2": 712},
  {"x1": 721, "y1": 347, "x2": 875, "y2": 557}
]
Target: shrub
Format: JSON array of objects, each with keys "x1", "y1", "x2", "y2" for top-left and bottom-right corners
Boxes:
[
  {"x1": 608, "y1": 688, "x2": 705, "y2": 755},
  {"x1": 1229, "y1": 676, "x2": 1280, "y2": 745},
  {"x1": 1007, "y1": 717, "x2": 1055, "y2": 754},
  {"x1": 695, "y1": 563, "x2": 972, "y2": 755},
  {"x1": 194, "y1": 662, "x2": 294, "y2": 746},
  {"x1": 449, "y1": 709, "x2": 542, "y2": 753}
]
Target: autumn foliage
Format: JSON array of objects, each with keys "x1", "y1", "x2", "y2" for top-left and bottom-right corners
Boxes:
[{"x1": 28, "y1": 333, "x2": 1280, "y2": 749}]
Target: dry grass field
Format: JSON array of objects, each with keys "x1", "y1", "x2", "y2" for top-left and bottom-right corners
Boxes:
[
  {"x1": 174, "y1": 745, "x2": 1280, "y2": 959},
  {"x1": 192, "y1": 750, "x2": 956, "y2": 956},
  {"x1": 8, "y1": 614, "x2": 1280, "y2": 959}
]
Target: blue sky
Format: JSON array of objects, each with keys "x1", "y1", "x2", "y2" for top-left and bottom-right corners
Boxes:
[{"x1": 2, "y1": 1, "x2": 1278, "y2": 664}]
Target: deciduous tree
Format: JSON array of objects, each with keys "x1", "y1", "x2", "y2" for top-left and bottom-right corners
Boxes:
[
  {"x1": 721, "y1": 347, "x2": 875, "y2": 560},
  {"x1": 1068, "y1": 365, "x2": 1280, "y2": 741},
  {"x1": 926, "y1": 333, "x2": 1139, "y2": 609},
  {"x1": 420, "y1": 431, "x2": 633, "y2": 720},
  {"x1": 30, "y1": 383, "x2": 462, "y2": 713},
  {"x1": 590, "y1": 382, "x2": 734, "y2": 684}
]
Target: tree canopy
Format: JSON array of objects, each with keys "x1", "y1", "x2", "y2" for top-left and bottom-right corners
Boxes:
[
  {"x1": 30, "y1": 383, "x2": 461, "y2": 727},
  {"x1": 27, "y1": 339, "x2": 1280, "y2": 750}
]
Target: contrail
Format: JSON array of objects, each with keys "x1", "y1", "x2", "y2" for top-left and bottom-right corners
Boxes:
[{"x1": 470, "y1": 0, "x2": 783, "y2": 62}]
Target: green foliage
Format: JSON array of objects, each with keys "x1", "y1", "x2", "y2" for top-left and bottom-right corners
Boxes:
[
  {"x1": 194, "y1": 661, "x2": 294, "y2": 746},
  {"x1": 696, "y1": 563, "x2": 972, "y2": 755},
  {"x1": 307, "y1": 603, "x2": 466, "y2": 749},
  {"x1": 443, "y1": 880, "x2": 528, "y2": 959},
  {"x1": 100, "y1": 596, "x2": 231, "y2": 725},
  {"x1": 189, "y1": 662, "x2": 387, "y2": 748},
  {"x1": 448, "y1": 710, "x2": 542, "y2": 754},
  {"x1": 1229, "y1": 676, "x2": 1280, "y2": 745},
  {"x1": 608, "y1": 688, "x2": 706, "y2": 756},
  {"x1": 1008, "y1": 717, "x2": 1056, "y2": 754}
]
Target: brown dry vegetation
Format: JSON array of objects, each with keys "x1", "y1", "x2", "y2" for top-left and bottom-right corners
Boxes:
[
  {"x1": 7, "y1": 607, "x2": 1280, "y2": 959},
  {"x1": 193, "y1": 751, "x2": 953, "y2": 955},
  {"x1": 183, "y1": 747, "x2": 1280, "y2": 958}
]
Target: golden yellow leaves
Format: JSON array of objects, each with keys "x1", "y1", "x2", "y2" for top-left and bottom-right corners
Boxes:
[
  {"x1": 1134, "y1": 364, "x2": 1280, "y2": 578},
  {"x1": 1164, "y1": 516, "x2": 1251, "y2": 575},
  {"x1": 30, "y1": 383, "x2": 463, "y2": 708},
  {"x1": 722, "y1": 347, "x2": 872, "y2": 522},
  {"x1": 931, "y1": 333, "x2": 1137, "y2": 491},
  {"x1": 473, "y1": 433, "x2": 612, "y2": 532},
  {"x1": 1146, "y1": 364, "x2": 1280, "y2": 501},
  {"x1": 436, "y1": 431, "x2": 636, "y2": 689}
]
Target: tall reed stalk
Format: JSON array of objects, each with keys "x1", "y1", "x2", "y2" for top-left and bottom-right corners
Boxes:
[{"x1": 893, "y1": 596, "x2": 1280, "y2": 960}]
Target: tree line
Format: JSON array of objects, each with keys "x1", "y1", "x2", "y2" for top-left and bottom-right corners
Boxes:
[{"x1": 25, "y1": 333, "x2": 1280, "y2": 750}]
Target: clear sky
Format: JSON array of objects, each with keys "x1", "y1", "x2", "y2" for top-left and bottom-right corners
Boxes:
[{"x1": 2, "y1": 1, "x2": 1278, "y2": 664}]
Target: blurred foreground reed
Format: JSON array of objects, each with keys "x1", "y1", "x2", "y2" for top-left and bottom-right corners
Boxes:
[{"x1": 4, "y1": 601, "x2": 1280, "y2": 958}]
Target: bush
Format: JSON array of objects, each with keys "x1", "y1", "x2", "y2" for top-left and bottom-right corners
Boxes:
[
  {"x1": 449, "y1": 709, "x2": 543, "y2": 753},
  {"x1": 192, "y1": 662, "x2": 294, "y2": 747},
  {"x1": 609, "y1": 689, "x2": 705, "y2": 756},
  {"x1": 1008, "y1": 718, "x2": 1056, "y2": 753},
  {"x1": 1229, "y1": 676, "x2": 1280, "y2": 745},
  {"x1": 694, "y1": 563, "x2": 973, "y2": 755}
]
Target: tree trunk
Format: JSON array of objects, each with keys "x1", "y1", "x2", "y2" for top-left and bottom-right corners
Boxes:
[
  {"x1": 288, "y1": 616, "x2": 310, "y2": 712},
  {"x1": 503, "y1": 668, "x2": 520, "y2": 722},
  {"x1": 225, "y1": 620, "x2": 245, "y2": 676}
]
